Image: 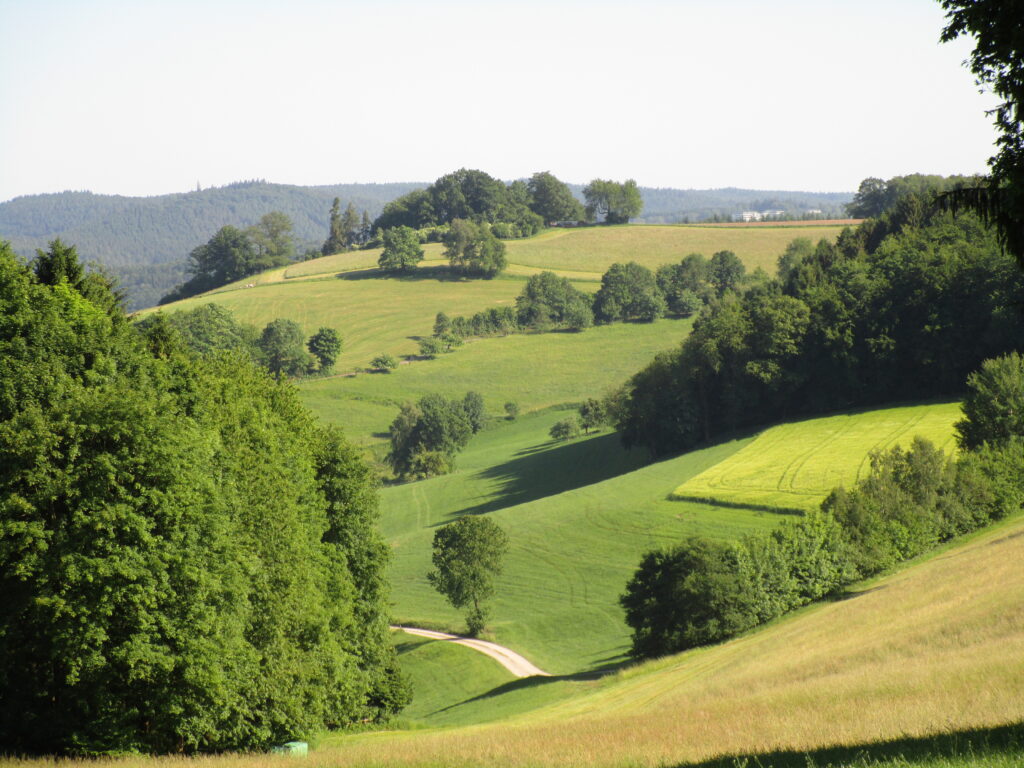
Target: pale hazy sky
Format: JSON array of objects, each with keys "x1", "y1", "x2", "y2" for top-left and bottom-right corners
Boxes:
[{"x1": 0, "y1": 0, "x2": 999, "y2": 202}]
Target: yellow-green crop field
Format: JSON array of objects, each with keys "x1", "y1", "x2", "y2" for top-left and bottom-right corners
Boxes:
[
  {"x1": 502, "y1": 223, "x2": 850, "y2": 276},
  {"x1": 672, "y1": 402, "x2": 963, "y2": 511}
]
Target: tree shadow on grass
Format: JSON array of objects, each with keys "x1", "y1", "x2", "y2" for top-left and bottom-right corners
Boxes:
[
  {"x1": 666, "y1": 722, "x2": 1024, "y2": 768},
  {"x1": 446, "y1": 432, "x2": 651, "y2": 519},
  {"x1": 336, "y1": 264, "x2": 466, "y2": 282},
  {"x1": 424, "y1": 659, "x2": 631, "y2": 719}
]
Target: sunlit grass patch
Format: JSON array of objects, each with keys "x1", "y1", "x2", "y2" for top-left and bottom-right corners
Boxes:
[{"x1": 672, "y1": 402, "x2": 962, "y2": 511}]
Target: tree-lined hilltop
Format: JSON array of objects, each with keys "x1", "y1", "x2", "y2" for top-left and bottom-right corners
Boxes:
[{"x1": 0, "y1": 180, "x2": 852, "y2": 309}]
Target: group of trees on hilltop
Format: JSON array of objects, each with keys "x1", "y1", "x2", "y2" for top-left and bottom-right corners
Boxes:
[
  {"x1": 616, "y1": 182, "x2": 1024, "y2": 458},
  {"x1": 372, "y1": 169, "x2": 643, "y2": 236},
  {"x1": 0, "y1": 240, "x2": 408, "y2": 753},
  {"x1": 160, "y1": 212, "x2": 298, "y2": 304}
]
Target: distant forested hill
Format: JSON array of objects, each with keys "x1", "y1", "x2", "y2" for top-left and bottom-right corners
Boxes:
[
  {"x1": 0, "y1": 181, "x2": 425, "y2": 309},
  {"x1": 0, "y1": 180, "x2": 850, "y2": 310}
]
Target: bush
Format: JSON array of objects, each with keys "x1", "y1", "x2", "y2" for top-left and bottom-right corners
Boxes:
[
  {"x1": 504, "y1": 401, "x2": 519, "y2": 420},
  {"x1": 418, "y1": 337, "x2": 444, "y2": 358},
  {"x1": 550, "y1": 417, "x2": 581, "y2": 441},
  {"x1": 956, "y1": 351, "x2": 1024, "y2": 449},
  {"x1": 371, "y1": 353, "x2": 398, "y2": 372}
]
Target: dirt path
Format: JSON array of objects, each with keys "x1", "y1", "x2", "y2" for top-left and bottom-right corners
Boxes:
[{"x1": 393, "y1": 626, "x2": 550, "y2": 678}]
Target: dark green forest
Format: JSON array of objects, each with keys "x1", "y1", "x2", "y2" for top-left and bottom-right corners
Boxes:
[
  {"x1": 617, "y1": 186, "x2": 1024, "y2": 457},
  {"x1": 0, "y1": 241, "x2": 409, "y2": 753}
]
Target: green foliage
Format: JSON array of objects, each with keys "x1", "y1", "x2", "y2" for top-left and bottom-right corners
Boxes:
[
  {"x1": 940, "y1": 4, "x2": 1024, "y2": 268},
  {"x1": 374, "y1": 168, "x2": 542, "y2": 237},
  {"x1": 504, "y1": 401, "x2": 519, "y2": 420},
  {"x1": 955, "y1": 352, "x2": 1024, "y2": 449},
  {"x1": 247, "y1": 211, "x2": 296, "y2": 263},
  {"x1": 308, "y1": 326, "x2": 343, "y2": 373},
  {"x1": 443, "y1": 219, "x2": 508, "y2": 278},
  {"x1": 527, "y1": 171, "x2": 585, "y2": 223},
  {"x1": 656, "y1": 254, "x2": 713, "y2": 316},
  {"x1": 258, "y1": 317, "x2": 314, "y2": 376},
  {"x1": 623, "y1": 429, "x2": 1023, "y2": 660},
  {"x1": 386, "y1": 393, "x2": 476, "y2": 479},
  {"x1": 583, "y1": 178, "x2": 643, "y2": 224},
  {"x1": 463, "y1": 391, "x2": 486, "y2": 433},
  {"x1": 378, "y1": 226, "x2": 424, "y2": 272},
  {"x1": 621, "y1": 210, "x2": 1024, "y2": 457},
  {"x1": 0, "y1": 241, "x2": 404, "y2": 753},
  {"x1": 515, "y1": 271, "x2": 593, "y2": 330},
  {"x1": 593, "y1": 262, "x2": 666, "y2": 322},
  {"x1": 161, "y1": 224, "x2": 291, "y2": 304},
  {"x1": 138, "y1": 303, "x2": 259, "y2": 358},
  {"x1": 549, "y1": 416, "x2": 582, "y2": 441},
  {"x1": 418, "y1": 336, "x2": 444, "y2": 358},
  {"x1": 708, "y1": 250, "x2": 746, "y2": 297},
  {"x1": 371, "y1": 352, "x2": 399, "y2": 372},
  {"x1": 427, "y1": 516, "x2": 510, "y2": 636},
  {"x1": 578, "y1": 398, "x2": 606, "y2": 433}
]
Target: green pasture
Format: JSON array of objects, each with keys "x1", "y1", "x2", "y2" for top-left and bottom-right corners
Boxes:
[
  {"x1": 672, "y1": 402, "x2": 962, "y2": 511},
  {"x1": 148, "y1": 269, "x2": 529, "y2": 372},
  {"x1": 298, "y1": 317, "x2": 693, "y2": 448},
  {"x1": 379, "y1": 409, "x2": 782, "y2": 675},
  {"x1": 502, "y1": 223, "x2": 849, "y2": 276}
]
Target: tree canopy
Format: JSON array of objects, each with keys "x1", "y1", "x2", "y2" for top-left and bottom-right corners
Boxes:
[
  {"x1": 427, "y1": 516, "x2": 509, "y2": 636},
  {"x1": 527, "y1": 171, "x2": 585, "y2": 223},
  {"x1": 0, "y1": 240, "x2": 408, "y2": 753},
  {"x1": 940, "y1": 0, "x2": 1024, "y2": 268},
  {"x1": 378, "y1": 226, "x2": 424, "y2": 272},
  {"x1": 583, "y1": 179, "x2": 643, "y2": 224},
  {"x1": 443, "y1": 219, "x2": 507, "y2": 278}
]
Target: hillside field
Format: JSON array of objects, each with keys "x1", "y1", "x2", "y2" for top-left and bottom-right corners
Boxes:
[
  {"x1": 672, "y1": 402, "x2": 962, "y2": 511},
  {"x1": 379, "y1": 408, "x2": 778, "y2": 674}
]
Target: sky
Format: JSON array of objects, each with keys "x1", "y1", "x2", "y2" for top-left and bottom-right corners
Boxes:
[{"x1": 0, "y1": 0, "x2": 1000, "y2": 202}]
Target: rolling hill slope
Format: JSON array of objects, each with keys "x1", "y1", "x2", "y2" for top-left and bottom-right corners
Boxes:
[{"x1": 325, "y1": 513, "x2": 1024, "y2": 768}]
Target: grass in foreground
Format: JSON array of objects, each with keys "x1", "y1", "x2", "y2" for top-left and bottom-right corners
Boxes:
[
  {"x1": 320, "y1": 514, "x2": 1024, "y2": 767},
  {"x1": 672, "y1": 402, "x2": 962, "y2": 511}
]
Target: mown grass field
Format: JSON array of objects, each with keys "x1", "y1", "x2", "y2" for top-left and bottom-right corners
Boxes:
[
  {"x1": 299, "y1": 317, "x2": 692, "y2": 448},
  {"x1": 379, "y1": 408, "x2": 782, "y2": 674},
  {"x1": 502, "y1": 223, "x2": 850, "y2": 276},
  {"x1": 672, "y1": 402, "x2": 963, "y2": 511}
]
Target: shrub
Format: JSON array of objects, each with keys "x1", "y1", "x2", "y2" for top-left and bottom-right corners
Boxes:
[{"x1": 371, "y1": 353, "x2": 398, "y2": 372}]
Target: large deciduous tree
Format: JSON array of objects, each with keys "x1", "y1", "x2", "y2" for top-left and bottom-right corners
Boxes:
[
  {"x1": 427, "y1": 516, "x2": 509, "y2": 636},
  {"x1": 583, "y1": 179, "x2": 643, "y2": 224},
  {"x1": 527, "y1": 171, "x2": 585, "y2": 223},
  {"x1": 955, "y1": 352, "x2": 1024, "y2": 449},
  {"x1": 939, "y1": 0, "x2": 1024, "y2": 269},
  {"x1": 378, "y1": 226, "x2": 424, "y2": 273},
  {"x1": 0, "y1": 241, "x2": 408, "y2": 754},
  {"x1": 443, "y1": 219, "x2": 507, "y2": 278}
]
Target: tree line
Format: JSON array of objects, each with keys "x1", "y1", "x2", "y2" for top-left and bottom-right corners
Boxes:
[
  {"x1": 372, "y1": 169, "x2": 642, "y2": 237},
  {"x1": 139, "y1": 302, "x2": 343, "y2": 378},
  {"x1": 615, "y1": 179, "x2": 1024, "y2": 457},
  {"x1": 419, "y1": 250, "x2": 749, "y2": 360},
  {"x1": 0, "y1": 240, "x2": 409, "y2": 753},
  {"x1": 621, "y1": 352, "x2": 1024, "y2": 658}
]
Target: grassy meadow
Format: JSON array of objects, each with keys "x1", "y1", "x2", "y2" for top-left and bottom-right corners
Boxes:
[
  {"x1": 502, "y1": 223, "x2": 850, "y2": 276},
  {"x1": 672, "y1": 402, "x2": 963, "y2": 511},
  {"x1": 298, "y1": 317, "x2": 693, "y2": 449},
  {"x1": 381, "y1": 408, "x2": 785, "y2": 674},
  {"x1": 320, "y1": 513, "x2": 1024, "y2": 767}
]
